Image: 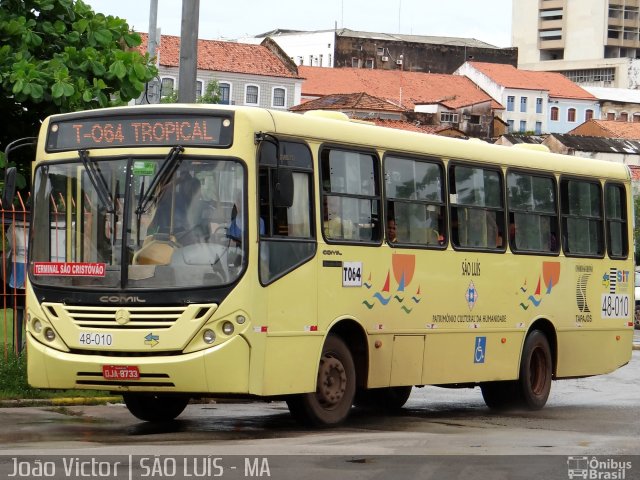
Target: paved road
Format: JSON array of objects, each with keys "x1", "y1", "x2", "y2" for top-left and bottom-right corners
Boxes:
[{"x1": 1, "y1": 351, "x2": 639, "y2": 458}]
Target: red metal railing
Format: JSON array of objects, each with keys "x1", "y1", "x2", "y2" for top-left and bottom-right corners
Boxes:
[{"x1": 1, "y1": 192, "x2": 29, "y2": 358}]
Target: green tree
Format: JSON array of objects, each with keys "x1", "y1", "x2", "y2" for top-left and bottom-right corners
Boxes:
[
  {"x1": 199, "y1": 80, "x2": 220, "y2": 104},
  {"x1": 160, "y1": 80, "x2": 220, "y2": 104},
  {"x1": 0, "y1": 0, "x2": 157, "y2": 190}
]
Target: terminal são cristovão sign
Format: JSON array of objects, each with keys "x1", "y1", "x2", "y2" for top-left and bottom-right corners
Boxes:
[{"x1": 46, "y1": 114, "x2": 234, "y2": 151}]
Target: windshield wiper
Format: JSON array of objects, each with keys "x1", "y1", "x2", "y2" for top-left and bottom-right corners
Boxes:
[
  {"x1": 135, "y1": 145, "x2": 184, "y2": 217},
  {"x1": 79, "y1": 150, "x2": 114, "y2": 214}
]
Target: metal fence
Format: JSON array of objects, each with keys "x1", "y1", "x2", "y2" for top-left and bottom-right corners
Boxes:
[{"x1": 1, "y1": 192, "x2": 29, "y2": 358}]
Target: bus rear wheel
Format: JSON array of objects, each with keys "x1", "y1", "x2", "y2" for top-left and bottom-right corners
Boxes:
[
  {"x1": 286, "y1": 334, "x2": 356, "y2": 427},
  {"x1": 354, "y1": 386, "x2": 413, "y2": 411},
  {"x1": 518, "y1": 330, "x2": 552, "y2": 410},
  {"x1": 480, "y1": 330, "x2": 552, "y2": 411},
  {"x1": 123, "y1": 393, "x2": 190, "y2": 422}
]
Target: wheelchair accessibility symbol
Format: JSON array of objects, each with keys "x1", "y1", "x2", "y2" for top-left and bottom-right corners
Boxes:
[{"x1": 474, "y1": 336, "x2": 486, "y2": 364}]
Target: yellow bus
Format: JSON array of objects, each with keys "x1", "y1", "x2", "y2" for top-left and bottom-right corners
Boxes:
[{"x1": 15, "y1": 104, "x2": 633, "y2": 426}]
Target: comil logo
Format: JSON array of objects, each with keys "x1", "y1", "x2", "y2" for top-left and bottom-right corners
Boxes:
[{"x1": 567, "y1": 456, "x2": 632, "y2": 479}]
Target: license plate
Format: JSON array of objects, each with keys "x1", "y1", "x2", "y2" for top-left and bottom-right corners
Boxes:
[{"x1": 102, "y1": 365, "x2": 140, "y2": 380}]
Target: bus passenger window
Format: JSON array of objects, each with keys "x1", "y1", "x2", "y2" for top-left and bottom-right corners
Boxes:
[
  {"x1": 507, "y1": 171, "x2": 558, "y2": 254},
  {"x1": 449, "y1": 164, "x2": 504, "y2": 251},
  {"x1": 560, "y1": 179, "x2": 603, "y2": 257},
  {"x1": 321, "y1": 148, "x2": 381, "y2": 243},
  {"x1": 384, "y1": 155, "x2": 445, "y2": 248}
]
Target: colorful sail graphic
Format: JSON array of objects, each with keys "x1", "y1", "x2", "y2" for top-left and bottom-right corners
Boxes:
[
  {"x1": 542, "y1": 261, "x2": 561, "y2": 291},
  {"x1": 392, "y1": 254, "x2": 415, "y2": 288}
]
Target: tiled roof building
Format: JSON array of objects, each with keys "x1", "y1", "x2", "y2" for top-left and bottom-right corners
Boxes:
[
  {"x1": 139, "y1": 34, "x2": 302, "y2": 108},
  {"x1": 568, "y1": 119, "x2": 640, "y2": 140}
]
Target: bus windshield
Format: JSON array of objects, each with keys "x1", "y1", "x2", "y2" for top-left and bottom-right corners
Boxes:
[{"x1": 30, "y1": 153, "x2": 246, "y2": 290}]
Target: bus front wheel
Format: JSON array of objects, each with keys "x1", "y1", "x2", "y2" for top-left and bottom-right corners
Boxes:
[
  {"x1": 123, "y1": 393, "x2": 190, "y2": 422},
  {"x1": 286, "y1": 334, "x2": 356, "y2": 426}
]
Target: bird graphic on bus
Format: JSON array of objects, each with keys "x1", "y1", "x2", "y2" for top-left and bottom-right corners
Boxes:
[
  {"x1": 518, "y1": 262, "x2": 561, "y2": 310},
  {"x1": 363, "y1": 254, "x2": 422, "y2": 313}
]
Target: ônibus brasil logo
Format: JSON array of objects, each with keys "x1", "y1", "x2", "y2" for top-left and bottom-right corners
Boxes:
[{"x1": 567, "y1": 456, "x2": 632, "y2": 479}]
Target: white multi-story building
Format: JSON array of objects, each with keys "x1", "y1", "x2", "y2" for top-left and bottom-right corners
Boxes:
[
  {"x1": 456, "y1": 61, "x2": 600, "y2": 134},
  {"x1": 513, "y1": 0, "x2": 640, "y2": 89}
]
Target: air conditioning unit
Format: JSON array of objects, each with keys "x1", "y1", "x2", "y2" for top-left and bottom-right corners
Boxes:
[
  {"x1": 396, "y1": 59, "x2": 403, "y2": 65},
  {"x1": 381, "y1": 56, "x2": 389, "y2": 62}
]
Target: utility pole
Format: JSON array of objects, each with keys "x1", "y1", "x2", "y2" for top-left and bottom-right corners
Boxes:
[
  {"x1": 178, "y1": 0, "x2": 200, "y2": 103},
  {"x1": 138, "y1": 0, "x2": 160, "y2": 104}
]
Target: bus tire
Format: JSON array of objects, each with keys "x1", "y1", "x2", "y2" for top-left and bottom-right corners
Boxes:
[
  {"x1": 480, "y1": 381, "x2": 519, "y2": 410},
  {"x1": 123, "y1": 393, "x2": 190, "y2": 422},
  {"x1": 354, "y1": 386, "x2": 413, "y2": 411},
  {"x1": 286, "y1": 334, "x2": 356, "y2": 426},
  {"x1": 517, "y1": 330, "x2": 552, "y2": 410}
]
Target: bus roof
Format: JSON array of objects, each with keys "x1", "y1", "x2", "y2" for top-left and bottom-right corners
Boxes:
[{"x1": 41, "y1": 104, "x2": 631, "y2": 182}]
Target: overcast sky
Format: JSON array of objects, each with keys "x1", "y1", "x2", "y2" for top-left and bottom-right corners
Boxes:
[{"x1": 83, "y1": 0, "x2": 513, "y2": 48}]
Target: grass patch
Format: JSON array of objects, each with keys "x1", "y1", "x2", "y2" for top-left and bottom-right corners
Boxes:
[{"x1": 0, "y1": 351, "x2": 115, "y2": 401}]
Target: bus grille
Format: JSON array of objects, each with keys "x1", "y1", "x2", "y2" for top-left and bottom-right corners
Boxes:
[{"x1": 42, "y1": 304, "x2": 210, "y2": 330}]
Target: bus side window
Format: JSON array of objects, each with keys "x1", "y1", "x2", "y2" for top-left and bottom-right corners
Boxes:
[
  {"x1": 320, "y1": 148, "x2": 381, "y2": 243},
  {"x1": 449, "y1": 164, "x2": 505, "y2": 251}
]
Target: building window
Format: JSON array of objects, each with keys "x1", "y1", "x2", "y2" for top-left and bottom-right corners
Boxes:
[
  {"x1": 245, "y1": 85, "x2": 259, "y2": 105},
  {"x1": 550, "y1": 106, "x2": 559, "y2": 121},
  {"x1": 319, "y1": 54, "x2": 323, "y2": 66},
  {"x1": 440, "y1": 112, "x2": 459, "y2": 123},
  {"x1": 508, "y1": 120, "x2": 515, "y2": 132},
  {"x1": 196, "y1": 80, "x2": 203, "y2": 100},
  {"x1": 298, "y1": 56, "x2": 303, "y2": 66},
  {"x1": 607, "y1": 112, "x2": 616, "y2": 120},
  {"x1": 520, "y1": 120, "x2": 527, "y2": 132},
  {"x1": 620, "y1": 112, "x2": 629, "y2": 121},
  {"x1": 351, "y1": 57, "x2": 360, "y2": 68},
  {"x1": 520, "y1": 97, "x2": 527, "y2": 113},
  {"x1": 365, "y1": 58, "x2": 374, "y2": 69},
  {"x1": 219, "y1": 82, "x2": 231, "y2": 105},
  {"x1": 377, "y1": 47, "x2": 385, "y2": 56},
  {"x1": 561, "y1": 68, "x2": 615, "y2": 87},
  {"x1": 507, "y1": 96, "x2": 515, "y2": 112},
  {"x1": 272, "y1": 87, "x2": 286, "y2": 108},
  {"x1": 161, "y1": 77, "x2": 175, "y2": 98},
  {"x1": 535, "y1": 122, "x2": 542, "y2": 135},
  {"x1": 567, "y1": 108, "x2": 576, "y2": 122},
  {"x1": 633, "y1": 113, "x2": 640, "y2": 122},
  {"x1": 536, "y1": 98, "x2": 543, "y2": 114},
  {"x1": 585, "y1": 109, "x2": 594, "y2": 121}
]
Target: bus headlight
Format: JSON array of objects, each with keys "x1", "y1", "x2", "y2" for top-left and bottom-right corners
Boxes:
[
  {"x1": 203, "y1": 329, "x2": 216, "y2": 344},
  {"x1": 222, "y1": 321, "x2": 234, "y2": 335},
  {"x1": 44, "y1": 328, "x2": 56, "y2": 342},
  {"x1": 33, "y1": 319, "x2": 43, "y2": 334}
]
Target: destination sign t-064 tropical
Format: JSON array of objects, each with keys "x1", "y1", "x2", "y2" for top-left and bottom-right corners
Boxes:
[{"x1": 46, "y1": 114, "x2": 234, "y2": 151}]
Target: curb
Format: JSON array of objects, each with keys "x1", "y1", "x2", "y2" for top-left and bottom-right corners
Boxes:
[{"x1": 0, "y1": 396, "x2": 122, "y2": 408}]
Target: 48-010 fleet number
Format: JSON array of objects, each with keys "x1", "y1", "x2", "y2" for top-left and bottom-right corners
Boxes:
[{"x1": 601, "y1": 294, "x2": 629, "y2": 318}]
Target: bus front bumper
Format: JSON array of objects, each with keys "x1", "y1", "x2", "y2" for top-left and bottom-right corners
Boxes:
[{"x1": 26, "y1": 333, "x2": 251, "y2": 394}]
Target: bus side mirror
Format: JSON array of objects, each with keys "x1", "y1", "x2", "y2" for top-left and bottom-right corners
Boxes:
[
  {"x1": 2, "y1": 167, "x2": 17, "y2": 207},
  {"x1": 273, "y1": 168, "x2": 293, "y2": 208}
]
